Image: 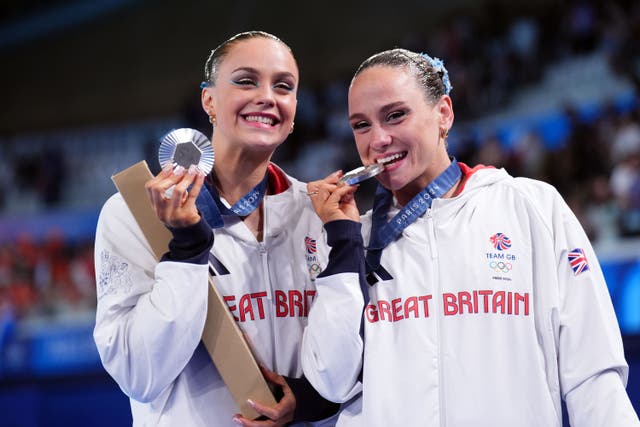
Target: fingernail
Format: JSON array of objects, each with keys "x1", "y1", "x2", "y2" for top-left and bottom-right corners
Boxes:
[
  {"x1": 332, "y1": 170, "x2": 342, "y2": 177},
  {"x1": 188, "y1": 164, "x2": 197, "y2": 175},
  {"x1": 247, "y1": 399, "x2": 255, "y2": 407},
  {"x1": 232, "y1": 416, "x2": 242, "y2": 425},
  {"x1": 173, "y1": 165, "x2": 185, "y2": 176},
  {"x1": 162, "y1": 163, "x2": 173, "y2": 172}
]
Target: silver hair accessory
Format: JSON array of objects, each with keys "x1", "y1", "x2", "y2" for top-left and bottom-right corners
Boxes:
[
  {"x1": 158, "y1": 128, "x2": 214, "y2": 175},
  {"x1": 339, "y1": 164, "x2": 385, "y2": 185},
  {"x1": 419, "y1": 53, "x2": 453, "y2": 95}
]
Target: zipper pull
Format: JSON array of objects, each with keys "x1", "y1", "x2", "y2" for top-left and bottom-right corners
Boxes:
[{"x1": 258, "y1": 242, "x2": 267, "y2": 254}]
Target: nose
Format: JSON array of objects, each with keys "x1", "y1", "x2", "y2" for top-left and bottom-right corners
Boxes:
[
  {"x1": 255, "y1": 85, "x2": 275, "y2": 107},
  {"x1": 369, "y1": 124, "x2": 392, "y2": 152}
]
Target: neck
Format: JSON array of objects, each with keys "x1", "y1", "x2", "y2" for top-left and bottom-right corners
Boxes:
[{"x1": 212, "y1": 141, "x2": 272, "y2": 205}]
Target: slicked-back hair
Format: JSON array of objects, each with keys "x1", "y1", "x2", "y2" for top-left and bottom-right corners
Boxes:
[
  {"x1": 353, "y1": 48, "x2": 448, "y2": 104},
  {"x1": 202, "y1": 31, "x2": 296, "y2": 86}
]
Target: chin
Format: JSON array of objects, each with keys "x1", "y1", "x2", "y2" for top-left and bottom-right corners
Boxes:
[
  {"x1": 377, "y1": 179, "x2": 401, "y2": 193},
  {"x1": 248, "y1": 137, "x2": 285, "y2": 152},
  {"x1": 380, "y1": 173, "x2": 408, "y2": 192}
]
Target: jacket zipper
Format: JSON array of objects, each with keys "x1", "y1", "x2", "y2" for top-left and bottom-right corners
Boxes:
[
  {"x1": 259, "y1": 203, "x2": 278, "y2": 372},
  {"x1": 426, "y1": 208, "x2": 446, "y2": 427}
]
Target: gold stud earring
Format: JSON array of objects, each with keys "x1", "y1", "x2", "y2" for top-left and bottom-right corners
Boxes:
[
  {"x1": 289, "y1": 122, "x2": 294, "y2": 134},
  {"x1": 440, "y1": 127, "x2": 449, "y2": 139},
  {"x1": 209, "y1": 114, "x2": 217, "y2": 126}
]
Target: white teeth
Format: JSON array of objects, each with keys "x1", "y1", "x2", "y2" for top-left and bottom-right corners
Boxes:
[
  {"x1": 377, "y1": 152, "x2": 406, "y2": 165},
  {"x1": 245, "y1": 115, "x2": 274, "y2": 125}
]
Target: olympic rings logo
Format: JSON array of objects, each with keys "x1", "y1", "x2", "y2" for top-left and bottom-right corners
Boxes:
[
  {"x1": 309, "y1": 263, "x2": 322, "y2": 273},
  {"x1": 489, "y1": 261, "x2": 512, "y2": 273}
]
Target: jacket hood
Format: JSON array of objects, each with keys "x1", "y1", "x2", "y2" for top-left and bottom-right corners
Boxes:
[{"x1": 456, "y1": 164, "x2": 512, "y2": 196}]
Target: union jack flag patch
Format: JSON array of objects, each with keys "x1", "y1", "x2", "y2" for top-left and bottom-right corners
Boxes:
[
  {"x1": 568, "y1": 248, "x2": 589, "y2": 276},
  {"x1": 305, "y1": 236, "x2": 317, "y2": 254}
]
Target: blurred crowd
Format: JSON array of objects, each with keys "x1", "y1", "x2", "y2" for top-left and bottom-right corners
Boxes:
[
  {"x1": 1, "y1": 0, "x2": 639, "y2": 322},
  {"x1": 0, "y1": 232, "x2": 95, "y2": 321}
]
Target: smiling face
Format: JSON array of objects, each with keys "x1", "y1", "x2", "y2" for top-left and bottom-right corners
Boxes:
[
  {"x1": 348, "y1": 65, "x2": 454, "y2": 203},
  {"x1": 201, "y1": 37, "x2": 298, "y2": 154}
]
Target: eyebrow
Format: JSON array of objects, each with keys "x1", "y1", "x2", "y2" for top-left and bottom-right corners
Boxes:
[
  {"x1": 348, "y1": 101, "x2": 405, "y2": 121},
  {"x1": 231, "y1": 67, "x2": 297, "y2": 81},
  {"x1": 231, "y1": 66, "x2": 258, "y2": 74}
]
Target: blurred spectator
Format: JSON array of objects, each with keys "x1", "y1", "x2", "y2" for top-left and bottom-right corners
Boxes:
[
  {"x1": 625, "y1": 167, "x2": 640, "y2": 235},
  {"x1": 507, "y1": 15, "x2": 542, "y2": 84},
  {"x1": 611, "y1": 111, "x2": 640, "y2": 163},
  {"x1": 510, "y1": 130, "x2": 546, "y2": 180},
  {"x1": 611, "y1": 151, "x2": 640, "y2": 236},
  {"x1": 472, "y1": 134, "x2": 509, "y2": 169},
  {"x1": 608, "y1": 2, "x2": 640, "y2": 93},
  {"x1": 585, "y1": 175, "x2": 622, "y2": 243},
  {"x1": 564, "y1": 104, "x2": 611, "y2": 181},
  {"x1": 565, "y1": 0, "x2": 598, "y2": 54},
  {"x1": 39, "y1": 144, "x2": 67, "y2": 206}
]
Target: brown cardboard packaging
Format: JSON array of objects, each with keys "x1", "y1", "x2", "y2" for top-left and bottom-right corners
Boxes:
[{"x1": 111, "y1": 161, "x2": 276, "y2": 419}]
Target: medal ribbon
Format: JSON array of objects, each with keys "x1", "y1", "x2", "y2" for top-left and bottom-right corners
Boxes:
[
  {"x1": 365, "y1": 159, "x2": 461, "y2": 274},
  {"x1": 196, "y1": 173, "x2": 269, "y2": 229}
]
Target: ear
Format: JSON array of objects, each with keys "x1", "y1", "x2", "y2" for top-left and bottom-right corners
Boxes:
[
  {"x1": 437, "y1": 95, "x2": 454, "y2": 130},
  {"x1": 201, "y1": 87, "x2": 215, "y2": 117}
]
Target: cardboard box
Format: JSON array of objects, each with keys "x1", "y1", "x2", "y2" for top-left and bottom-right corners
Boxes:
[{"x1": 112, "y1": 161, "x2": 276, "y2": 419}]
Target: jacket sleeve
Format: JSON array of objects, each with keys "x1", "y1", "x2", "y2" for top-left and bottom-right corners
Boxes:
[
  {"x1": 301, "y1": 220, "x2": 365, "y2": 403},
  {"x1": 548, "y1": 188, "x2": 640, "y2": 426},
  {"x1": 92, "y1": 194, "x2": 211, "y2": 402}
]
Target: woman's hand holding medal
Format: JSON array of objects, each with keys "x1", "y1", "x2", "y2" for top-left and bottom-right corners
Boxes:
[
  {"x1": 306, "y1": 171, "x2": 357, "y2": 224},
  {"x1": 146, "y1": 128, "x2": 214, "y2": 228},
  {"x1": 145, "y1": 163, "x2": 206, "y2": 228},
  {"x1": 307, "y1": 164, "x2": 383, "y2": 224}
]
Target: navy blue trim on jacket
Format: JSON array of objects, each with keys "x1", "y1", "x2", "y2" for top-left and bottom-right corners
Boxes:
[
  {"x1": 161, "y1": 217, "x2": 213, "y2": 264},
  {"x1": 319, "y1": 220, "x2": 364, "y2": 277},
  {"x1": 286, "y1": 375, "x2": 340, "y2": 422}
]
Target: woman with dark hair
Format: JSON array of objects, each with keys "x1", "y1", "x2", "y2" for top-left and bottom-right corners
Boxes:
[
  {"x1": 94, "y1": 31, "x2": 338, "y2": 426},
  {"x1": 302, "y1": 48, "x2": 638, "y2": 426}
]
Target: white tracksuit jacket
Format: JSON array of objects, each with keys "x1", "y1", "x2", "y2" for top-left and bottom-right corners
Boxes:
[
  {"x1": 302, "y1": 165, "x2": 639, "y2": 427},
  {"x1": 93, "y1": 170, "x2": 333, "y2": 426}
]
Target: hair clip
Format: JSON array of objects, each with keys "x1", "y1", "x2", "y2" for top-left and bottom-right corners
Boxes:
[{"x1": 420, "y1": 53, "x2": 453, "y2": 95}]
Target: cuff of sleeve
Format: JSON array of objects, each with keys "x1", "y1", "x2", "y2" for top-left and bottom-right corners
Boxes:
[
  {"x1": 286, "y1": 375, "x2": 340, "y2": 422},
  {"x1": 161, "y1": 218, "x2": 213, "y2": 264},
  {"x1": 319, "y1": 220, "x2": 363, "y2": 277}
]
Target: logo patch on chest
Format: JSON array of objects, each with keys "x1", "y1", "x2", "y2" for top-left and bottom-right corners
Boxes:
[
  {"x1": 486, "y1": 232, "x2": 516, "y2": 281},
  {"x1": 305, "y1": 235, "x2": 321, "y2": 280}
]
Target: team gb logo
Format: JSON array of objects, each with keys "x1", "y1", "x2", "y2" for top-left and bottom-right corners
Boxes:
[{"x1": 490, "y1": 233, "x2": 512, "y2": 251}]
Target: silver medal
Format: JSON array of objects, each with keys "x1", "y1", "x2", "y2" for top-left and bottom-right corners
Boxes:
[
  {"x1": 158, "y1": 128, "x2": 214, "y2": 175},
  {"x1": 339, "y1": 164, "x2": 384, "y2": 185}
]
